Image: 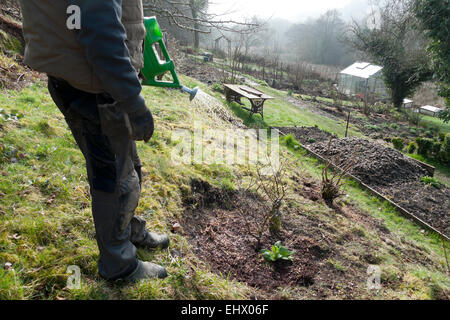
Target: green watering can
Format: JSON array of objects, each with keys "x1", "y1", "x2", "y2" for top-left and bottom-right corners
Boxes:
[{"x1": 141, "y1": 16, "x2": 198, "y2": 101}]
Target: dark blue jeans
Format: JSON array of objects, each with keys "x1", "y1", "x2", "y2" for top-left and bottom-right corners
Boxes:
[{"x1": 48, "y1": 76, "x2": 149, "y2": 280}]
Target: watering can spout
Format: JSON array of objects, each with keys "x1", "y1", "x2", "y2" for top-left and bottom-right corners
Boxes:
[
  {"x1": 141, "y1": 16, "x2": 199, "y2": 102},
  {"x1": 181, "y1": 86, "x2": 199, "y2": 101}
]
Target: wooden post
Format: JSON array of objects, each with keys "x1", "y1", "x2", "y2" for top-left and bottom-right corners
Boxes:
[{"x1": 345, "y1": 109, "x2": 351, "y2": 137}]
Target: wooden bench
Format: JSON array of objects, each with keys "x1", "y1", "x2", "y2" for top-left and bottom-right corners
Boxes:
[{"x1": 223, "y1": 84, "x2": 274, "y2": 119}]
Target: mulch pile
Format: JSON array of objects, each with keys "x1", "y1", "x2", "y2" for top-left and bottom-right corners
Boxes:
[{"x1": 308, "y1": 138, "x2": 429, "y2": 187}]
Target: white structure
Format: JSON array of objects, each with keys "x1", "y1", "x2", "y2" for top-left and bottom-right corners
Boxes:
[
  {"x1": 402, "y1": 98, "x2": 413, "y2": 108},
  {"x1": 419, "y1": 105, "x2": 443, "y2": 117},
  {"x1": 338, "y1": 62, "x2": 388, "y2": 100}
]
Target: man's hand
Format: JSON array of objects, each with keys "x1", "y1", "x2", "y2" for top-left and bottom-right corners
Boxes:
[{"x1": 128, "y1": 106, "x2": 154, "y2": 142}]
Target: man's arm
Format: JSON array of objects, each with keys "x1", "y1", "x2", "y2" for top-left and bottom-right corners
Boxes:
[{"x1": 70, "y1": 0, "x2": 145, "y2": 113}]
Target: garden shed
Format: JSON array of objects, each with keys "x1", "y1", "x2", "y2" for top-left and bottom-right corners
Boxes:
[
  {"x1": 402, "y1": 98, "x2": 413, "y2": 108},
  {"x1": 419, "y1": 105, "x2": 442, "y2": 117},
  {"x1": 338, "y1": 62, "x2": 388, "y2": 100}
]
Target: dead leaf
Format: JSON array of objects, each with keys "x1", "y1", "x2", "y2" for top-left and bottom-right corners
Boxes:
[
  {"x1": 171, "y1": 222, "x2": 182, "y2": 233},
  {"x1": 9, "y1": 233, "x2": 21, "y2": 240},
  {"x1": 46, "y1": 193, "x2": 57, "y2": 206}
]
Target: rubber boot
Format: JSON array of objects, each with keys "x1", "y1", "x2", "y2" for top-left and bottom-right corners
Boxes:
[
  {"x1": 139, "y1": 232, "x2": 170, "y2": 250},
  {"x1": 130, "y1": 216, "x2": 170, "y2": 250},
  {"x1": 124, "y1": 260, "x2": 168, "y2": 281}
]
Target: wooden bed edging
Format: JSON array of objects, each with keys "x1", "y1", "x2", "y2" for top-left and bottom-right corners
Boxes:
[{"x1": 410, "y1": 157, "x2": 435, "y2": 177}]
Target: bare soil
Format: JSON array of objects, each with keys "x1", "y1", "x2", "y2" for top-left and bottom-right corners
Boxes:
[
  {"x1": 274, "y1": 126, "x2": 335, "y2": 145},
  {"x1": 178, "y1": 56, "x2": 223, "y2": 85},
  {"x1": 181, "y1": 179, "x2": 320, "y2": 293},
  {"x1": 0, "y1": 13, "x2": 24, "y2": 49},
  {"x1": 179, "y1": 178, "x2": 449, "y2": 299},
  {"x1": 0, "y1": 16, "x2": 45, "y2": 90},
  {"x1": 0, "y1": 56, "x2": 43, "y2": 91}
]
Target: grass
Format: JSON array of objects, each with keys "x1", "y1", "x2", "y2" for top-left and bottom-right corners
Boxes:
[
  {"x1": 0, "y1": 79, "x2": 253, "y2": 300},
  {"x1": 0, "y1": 29, "x2": 22, "y2": 54},
  {"x1": 1, "y1": 65, "x2": 449, "y2": 299},
  {"x1": 420, "y1": 115, "x2": 450, "y2": 135},
  {"x1": 408, "y1": 153, "x2": 450, "y2": 187},
  {"x1": 223, "y1": 84, "x2": 363, "y2": 138},
  {"x1": 280, "y1": 136, "x2": 450, "y2": 298}
]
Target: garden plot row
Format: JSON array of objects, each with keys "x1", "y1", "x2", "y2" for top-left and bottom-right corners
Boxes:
[{"x1": 276, "y1": 127, "x2": 449, "y2": 240}]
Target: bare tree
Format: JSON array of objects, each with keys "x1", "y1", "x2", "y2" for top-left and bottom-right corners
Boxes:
[
  {"x1": 289, "y1": 60, "x2": 307, "y2": 91},
  {"x1": 347, "y1": 0, "x2": 433, "y2": 109},
  {"x1": 321, "y1": 137, "x2": 357, "y2": 205},
  {"x1": 143, "y1": 0, "x2": 260, "y2": 48},
  {"x1": 188, "y1": 0, "x2": 208, "y2": 49},
  {"x1": 230, "y1": 160, "x2": 289, "y2": 250},
  {"x1": 286, "y1": 10, "x2": 355, "y2": 67}
]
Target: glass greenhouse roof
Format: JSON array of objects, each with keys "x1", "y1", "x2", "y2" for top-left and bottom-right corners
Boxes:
[{"x1": 340, "y1": 62, "x2": 383, "y2": 79}]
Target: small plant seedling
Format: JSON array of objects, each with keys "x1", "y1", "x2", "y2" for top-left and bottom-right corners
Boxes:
[
  {"x1": 260, "y1": 241, "x2": 294, "y2": 262},
  {"x1": 420, "y1": 176, "x2": 440, "y2": 189}
]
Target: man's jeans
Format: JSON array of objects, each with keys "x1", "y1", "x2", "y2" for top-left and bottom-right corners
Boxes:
[{"x1": 47, "y1": 77, "x2": 149, "y2": 280}]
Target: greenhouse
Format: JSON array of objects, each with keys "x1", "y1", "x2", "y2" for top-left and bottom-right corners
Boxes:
[{"x1": 338, "y1": 62, "x2": 388, "y2": 101}]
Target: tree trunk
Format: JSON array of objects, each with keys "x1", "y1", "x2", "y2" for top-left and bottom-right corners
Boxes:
[{"x1": 190, "y1": 0, "x2": 200, "y2": 49}]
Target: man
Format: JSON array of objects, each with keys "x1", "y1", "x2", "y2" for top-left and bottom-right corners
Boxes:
[{"x1": 18, "y1": 0, "x2": 169, "y2": 281}]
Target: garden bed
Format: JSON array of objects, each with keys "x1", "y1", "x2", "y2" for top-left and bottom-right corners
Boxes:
[
  {"x1": 181, "y1": 179, "x2": 320, "y2": 293},
  {"x1": 308, "y1": 138, "x2": 450, "y2": 236},
  {"x1": 178, "y1": 57, "x2": 223, "y2": 85},
  {"x1": 178, "y1": 178, "x2": 449, "y2": 299},
  {"x1": 287, "y1": 95, "x2": 435, "y2": 141},
  {"x1": 273, "y1": 126, "x2": 335, "y2": 145}
]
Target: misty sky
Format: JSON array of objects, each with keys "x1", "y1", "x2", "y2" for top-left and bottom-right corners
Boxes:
[{"x1": 210, "y1": 0, "x2": 370, "y2": 22}]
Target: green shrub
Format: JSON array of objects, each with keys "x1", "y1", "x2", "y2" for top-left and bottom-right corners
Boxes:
[
  {"x1": 374, "y1": 103, "x2": 390, "y2": 114},
  {"x1": 407, "y1": 141, "x2": 417, "y2": 154},
  {"x1": 211, "y1": 83, "x2": 224, "y2": 93},
  {"x1": 392, "y1": 111, "x2": 403, "y2": 122},
  {"x1": 430, "y1": 125, "x2": 440, "y2": 134},
  {"x1": 405, "y1": 109, "x2": 421, "y2": 125},
  {"x1": 416, "y1": 137, "x2": 434, "y2": 156},
  {"x1": 283, "y1": 134, "x2": 299, "y2": 149},
  {"x1": 256, "y1": 79, "x2": 268, "y2": 86},
  {"x1": 431, "y1": 141, "x2": 442, "y2": 156},
  {"x1": 441, "y1": 133, "x2": 450, "y2": 163},
  {"x1": 425, "y1": 130, "x2": 433, "y2": 138},
  {"x1": 0, "y1": 29, "x2": 23, "y2": 54},
  {"x1": 390, "y1": 123, "x2": 399, "y2": 130},
  {"x1": 391, "y1": 137, "x2": 404, "y2": 151},
  {"x1": 420, "y1": 176, "x2": 440, "y2": 189},
  {"x1": 367, "y1": 124, "x2": 381, "y2": 132}
]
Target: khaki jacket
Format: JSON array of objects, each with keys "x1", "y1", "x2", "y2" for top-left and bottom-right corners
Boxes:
[{"x1": 19, "y1": 0, "x2": 145, "y2": 97}]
